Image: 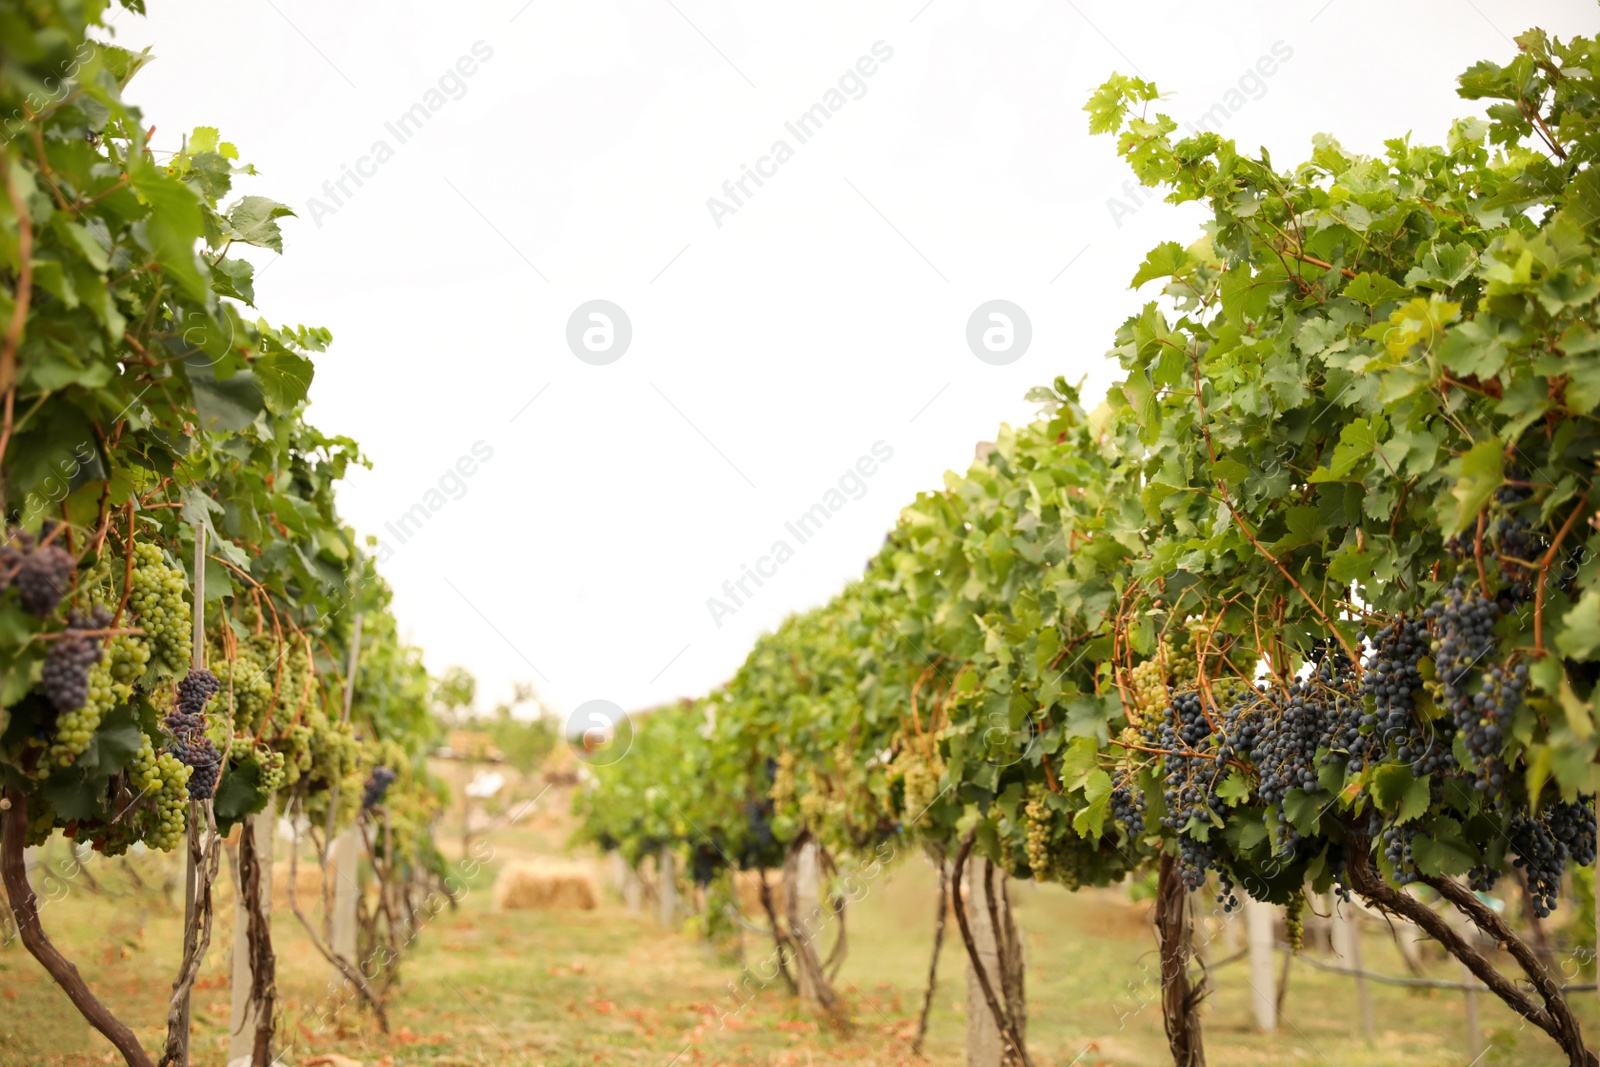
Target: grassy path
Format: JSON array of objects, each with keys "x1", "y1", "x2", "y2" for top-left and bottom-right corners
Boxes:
[{"x1": 1, "y1": 814, "x2": 1593, "y2": 1065}]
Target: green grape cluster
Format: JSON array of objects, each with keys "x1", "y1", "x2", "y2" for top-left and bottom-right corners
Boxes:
[
  {"x1": 44, "y1": 632, "x2": 151, "y2": 770},
  {"x1": 129, "y1": 543, "x2": 191, "y2": 674},
  {"x1": 1024, "y1": 783, "x2": 1053, "y2": 879},
  {"x1": 281, "y1": 722, "x2": 314, "y2": 785},
  {"x1": 771, "y1": 749, "x2": 796, "y2": 809},
  {"x1": 44, "y1": 655, "x2": 115, "y2": 768},
  {"x1": 313, "y1": 719, "x2": 359, "y2": 784},
  {"x1": 218, "y1": 637, "x2": 274, "y2": 732},
  {"x1": 129, "y1": 731, "x2": 159, "y2": 785},
  {"x1": 896, "y1": 748, "x2": 942, "y2": 822},
  {"x1": 303, "y1": 718, "x2": 361, "y2": 830},
  {"x1": 258, "y1": 747, "x2": 286, "y2": 793},
  {"x1": 1129, "y1": 653, "x2": 1169, "y2": 726},
  {"x1": 271, "y1": 639, "x2": 312, "y2": 728},
  {"x1": 131, "y1": 733, "x2": 191, "y2": 852},
  {"x1": 25, "y1": 803, "x2": 55, "y2": 846},
  {"x1": 227, "y1": 734, "x2": 287, "y2": 797},
  {"x1": 996, "y1": 823, "x2": 1017, "y2": 876},
  {"x1": 1171, "y1": 619, "x2": 1206, "y2": 687},
  {"x1": 797, "y1": 766, "x2": 827, "y2": 824},
  {"x1": 107, "y1": 633, "x2": 151, "y2": 686},
  {"x1": 1285, "y1": 890, "x2": 1306, "y2": 952}
]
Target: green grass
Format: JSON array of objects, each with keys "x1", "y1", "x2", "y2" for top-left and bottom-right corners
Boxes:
[{"x1": 2, "y1": 810, "x2": 1595, "y2": 1066}]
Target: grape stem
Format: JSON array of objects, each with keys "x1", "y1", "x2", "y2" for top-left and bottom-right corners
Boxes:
[
  {"x1": 33, "y1": 626, "x2": 144, "y2": 642},
  {"x1": 1474, "y1": 510, "x2": 1491, "y2": 597},
  {"x1": 1534, "y1": 491, "x2": 1589, "y2": 658},
  {"x1": 1220, "y1": 496, "x2": 1364, "y2": 674},
  {"x1": 112, "y1": 504, "x2": 135, "y2": 628}
]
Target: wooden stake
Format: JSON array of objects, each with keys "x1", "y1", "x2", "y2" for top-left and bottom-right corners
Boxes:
[
  {"x1": 1463, "y1": 957, "x2": 1482, "y2": 1057},
  {"x1": 1246, "y1": 899, "x2": 1276, "y2": 1033},
  {"x1": 176, "y1": 523, "x2": 206, "y2": 1067},
  {"x1": 329, "y1": 613, "x2": 363, "y2": 971},
  {"x1": 1331, "y1": 901, "x2": 1375, "y2": 1042},
  {"x1": 341, "y1": 613, "x2": 362, "y2": 725},
  {"x1": 658, "y1": 850, "x2": 678, "y2": 930}
]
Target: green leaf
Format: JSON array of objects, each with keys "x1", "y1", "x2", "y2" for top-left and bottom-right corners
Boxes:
[
  {"x1": 254, "y1": 350, "x2": 314, "y2": 414},
  {"x1": 1397, "y1": 773, "x2": 1432, "y2": 824},
  {"x1": 1072, "y1": 769, "x2": 1113, "y2": 839},
  {"x1": 1058, "y1": 736, "x2": 1099, "y2": 792},
  {"x1": 1309, "y1": 417, "x2": 1384, "y2": 483},
  {"x1": 1220, "y1": 262, "x2": 1273, "y2": 322},
  {"x1": 1439, "y1": 319, "x2": 1511, "y2": 380},
  {"x1": 210, "y1": 257, "x2": 255, "y2": 305},
  {"x1": 1282, "y1": 789, "x2": 1327, "y2": 837},
  {"x1": 1210, "y1": 457, "x2": 1251, "y2": 485},
  {"x1": 1235, "y1": 819, "x2": 1269, "y2": 851},
  {"x1": 54, "y1": 219, "x2": 110, "y2": 272},
  {"x1": 1120, "y1": 372, "x2": 1159, "y2": 435},
  {"x1": 1444, "y1": 437, "x2": 1504, "y2": 536},
  {"x1": 75, "y1": 705, "x2": 144, "y2": 776},
  {"x1": 185, "y1": 357, "x2": 264, "y2": 433},
  {"x1": 127, "y1": 158, "x2": 210, "y2": 303},
  {"x1": 1270, "y1": 505, "x2": 1325, "y2": 554},
  {"x1": 1216, "y1": 771, "x2": 1250, "y2": 807},
  {"x1": 1403, "y1": 243, "x2": 1477, "y2": 291},
  {"x1": 41, "y1": 769, "x2": 107, "y2": 823},
  {"x1": 1129, "y1": 241, "x2": 1189, "y2": 289},
  {"x1": 212, "y1": 759, "x2": 265, "y2": 826},
  {"x1": 227, "y1": 196, "x2": 295, "y2": 253},
  {"x1": 1371, "y1": 764, "x2": 1415, "y2": 813},
  {"x1": 1563, "y1": 353, "x2": 1600, "y2": 412},
  {"x1": 1369, "y1": 767, "x2": 1433, "y2": 825},
  {"x1": 1557, "y1": 590, "x2": 1600, "y2": 660},
  {"x1": 1410, "y1": 817, "x2": 1479, "y2": 877},
  {"x1": 1343, "y1": 272, "x2": 1410, "y2": 308}
]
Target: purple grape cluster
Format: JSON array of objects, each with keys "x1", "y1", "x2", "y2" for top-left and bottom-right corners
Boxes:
[
  {"x1": 6, "y1": 533, "x2": 76, "y2": 618},
  {"x1": 1426, "y1": 575, "x2": 1510, "y2": 791},
  {"x1": 41, "y1": 607, "x2": 112, "y2": 711},
  {"x1": 1359, "y1": 618, "x2": 1431, "y2": 774},
  {"x1": 1108, "y1": 773, "x2": 1146, "y2": 834},
  {"x1": 361, "y1": 766, "x2": 397, "y2": 809},
  {"x1": 1469, "y1": 797, "x2": 1597, "y2": 917},
  {"x1": 164, "y1": 668, "x2": 222, "y2": 799}
]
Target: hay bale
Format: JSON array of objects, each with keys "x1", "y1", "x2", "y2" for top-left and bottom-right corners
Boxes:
[
  {"x1": 271, "y1": 861, "x2": 325, "y2": 913},
  {"x1": 494, "y1": 859, "x2": 598, "y2": 911},
  {"x1": 733, "y1": 869, "x2": 785, "y2": 919}
]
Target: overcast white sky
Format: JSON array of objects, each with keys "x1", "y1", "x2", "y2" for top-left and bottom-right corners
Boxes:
[{"x1": 112, "y1": 0, "x2": 1593, "y2": 721}]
